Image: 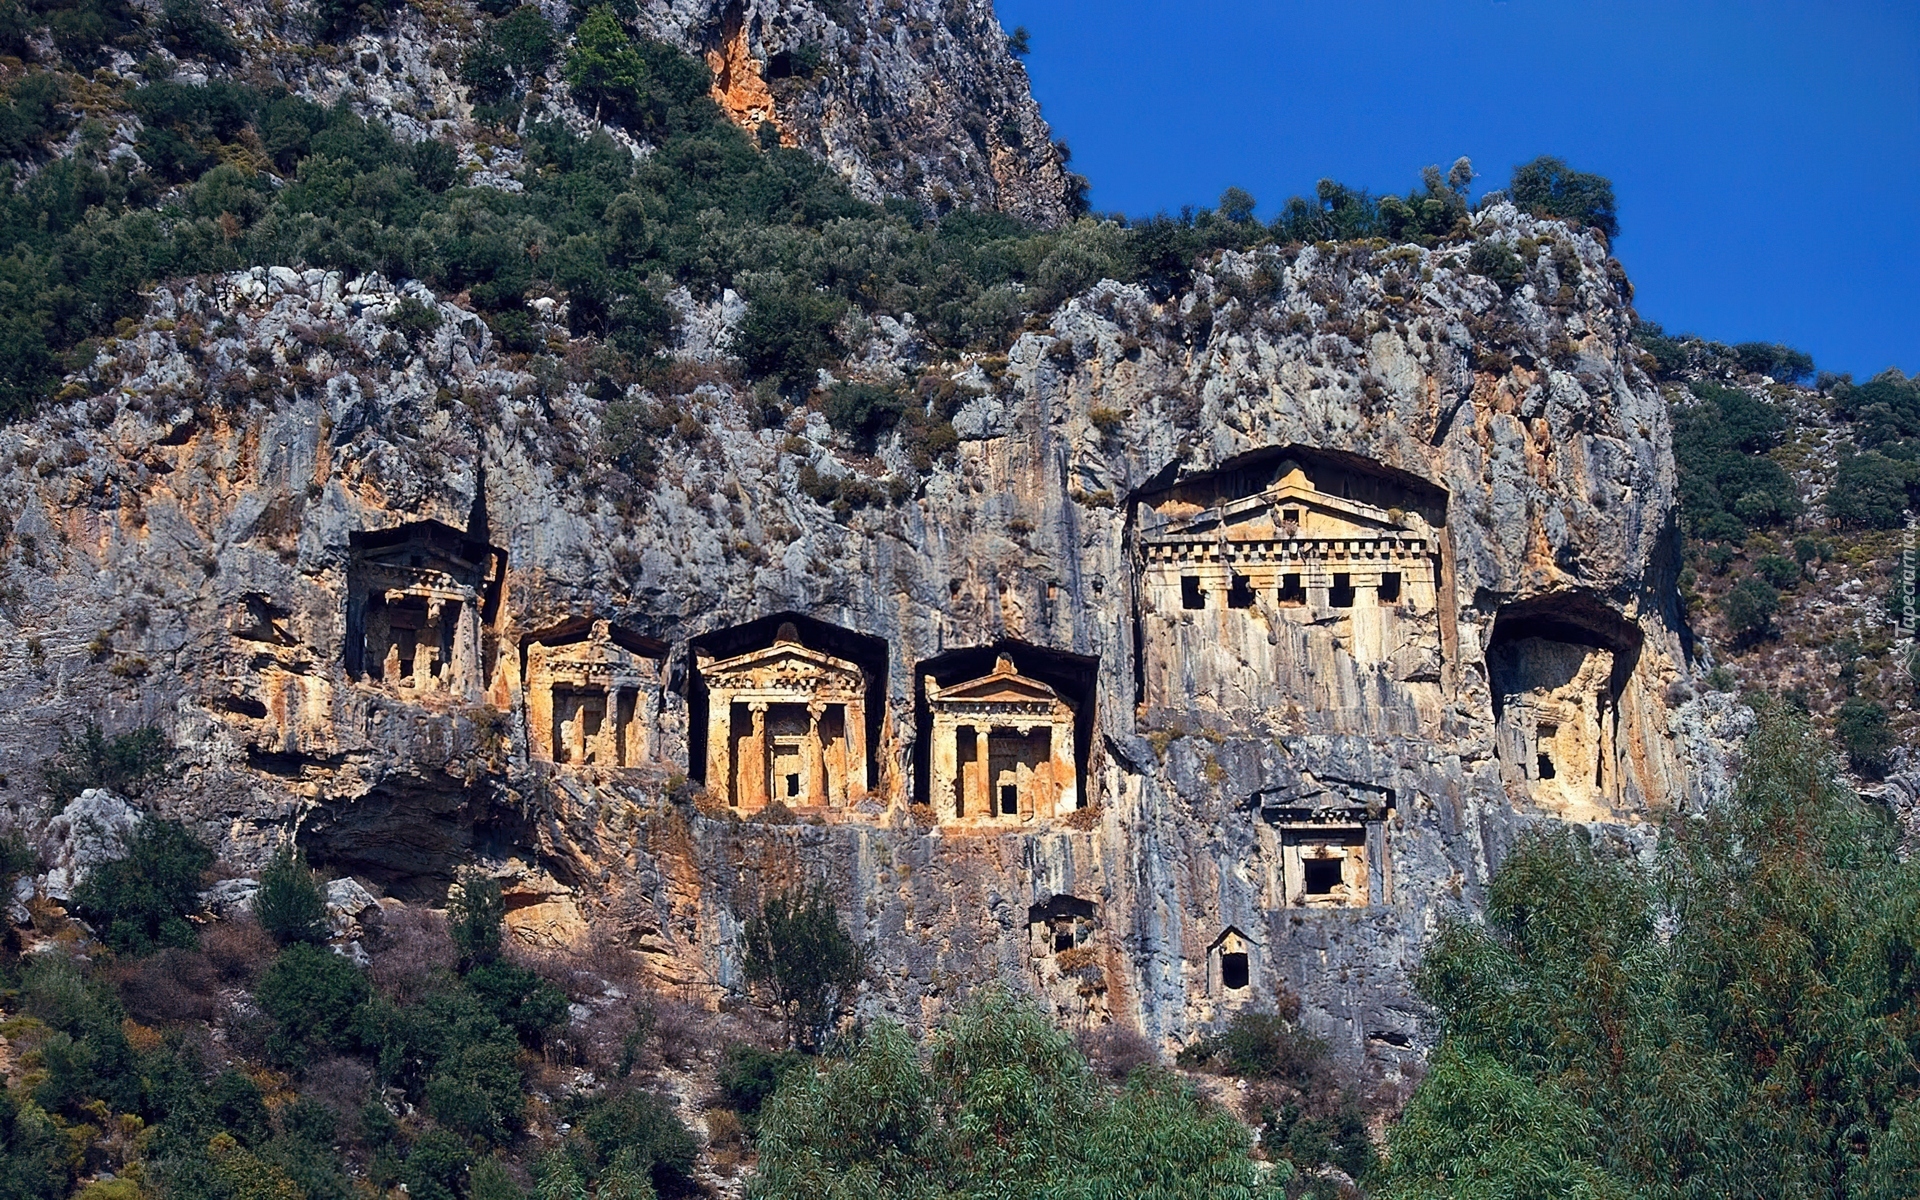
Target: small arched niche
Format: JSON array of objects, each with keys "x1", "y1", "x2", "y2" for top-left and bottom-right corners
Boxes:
[
  {"x1": 688, "y1": 614, "x2": 888, "y2": 813},
  {"x1": 912, "y1": 641, "x2": 1098, "y2": 825}
]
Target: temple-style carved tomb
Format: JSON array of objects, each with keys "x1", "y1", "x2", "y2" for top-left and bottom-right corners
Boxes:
[
  {"x1": 1135, "y1": 449, "x2": 1450, "y2": 731},
  {"x1": 345, "y1": 520, "x2": 505, "y2": 701},
  {"x1": 525, "y1": 620, "x2": 666, "y2": 768},
  {"x1": 698, "y1": 623, "x2": 871, "y2": 813},
  {"x1": 926, "y1": 654, "x2": 1080, "y2": 824},
  {"x1": 1254, "y1": 776, "x2": 1394, "y2": 908}
]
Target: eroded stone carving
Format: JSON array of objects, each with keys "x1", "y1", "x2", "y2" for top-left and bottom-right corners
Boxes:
[
  {"x1": 1488, "y1": 594, "x2": 1668, "y2": 821},
  {"x1": 345, "y1": 520, "x2": 505, "y2": 701},
  {"x1": 698, "y1": 622, "x2": 871, "y2": 812},
  {"x1": 1254, "y1": 776, "x2": 1394, "y2": 908},
  {"x1": 926, "y1": 654, "x2": 1080, "y2": 825},
  {"x1": 1135, "y1": 449, "x2": 1450, "y2": 733},
  {"x1": 525, "y1": 620, "x2": 666, "y2": 768}
]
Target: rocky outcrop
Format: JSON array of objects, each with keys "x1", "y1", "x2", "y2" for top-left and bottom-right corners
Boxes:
[{"x1": 0, "y1": 204, "x2": 1716, "y2": 1082}]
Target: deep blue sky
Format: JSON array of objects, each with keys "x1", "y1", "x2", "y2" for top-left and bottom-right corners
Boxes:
[{"x1": 995, "y1": 0, "x2": 1918, "y2": 380}]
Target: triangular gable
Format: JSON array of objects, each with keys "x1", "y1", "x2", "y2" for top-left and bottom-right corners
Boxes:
[
  {"x1": 705, "y1": 642, "x2": 865, "y2": 684},
  {"x1": 1155, "y1": 480, "x2": 1407, "y2": 540},
  {"x1": 932, "y1": 674, "x2": 1063, "y2": 706},
  {"x1": 1208, "y1": 925, "x2": 1256, "y2": 952}
]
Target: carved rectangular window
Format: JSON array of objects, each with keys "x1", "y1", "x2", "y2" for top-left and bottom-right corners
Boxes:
[
  {"x1": 1303, "y1": 858, "x2": 1343, "y2": 895},
  {"x1": 1181, "y1": 576, "x2": 1205, "y2": 609},
  {"x1": 1330, "y1": 573, "x2": 1355, "y2": 608},
  {"x1": 1281, "y1": 507, "x2": 1301, "y2": 525},
  {"x1": 1378, "y1": 572, "x2": 1402, "y2": 603},
  {"x1": 1277, "y1": 573, "x2": 1305, "y2": 605},
  {"x1": 1227, "y1": 574, "x2": 1255, "y2": 609},
  {"x1": 1000, "y1": 784, "x2": 1018, "y2": 814}
]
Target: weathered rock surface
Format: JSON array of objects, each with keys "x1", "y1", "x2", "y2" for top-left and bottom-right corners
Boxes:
[
  {"x1": 0, "y1": 205, "x2": 1720, "y2": 1080},
  {"x1": 41, "y1": 790, "x2": 144, "y2": 902}
]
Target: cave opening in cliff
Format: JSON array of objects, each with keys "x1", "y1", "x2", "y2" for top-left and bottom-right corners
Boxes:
[
  {"x1": 915, "y1": 642, "x2": 1097, "y2": 821},
  {"x1": 690, "y1": 614, "x2": 884, "y2": 811}
]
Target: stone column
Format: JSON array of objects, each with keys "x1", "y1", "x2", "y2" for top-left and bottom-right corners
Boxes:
[
  {"x1": 804, "y1": 703, "x2": 826, "y2": 808},
  {"x1": 706, "y1": 692, "x2": 732, "y2": 803},
  {"x1": 980, "y1": 727, "x2": 995, "y2": 817},
  {"x1": 742, "y1": 702, "x2": 769, "y2": 812},
  {"x1": 1050, "y1": 715, "x2": 1078, "y2": 816},
  {"x1": 844, "y1": 697, "x2": 868, "y2": 801},
  {"x1": 930, "y1": 710, "x2": 958, "y2": 818}
]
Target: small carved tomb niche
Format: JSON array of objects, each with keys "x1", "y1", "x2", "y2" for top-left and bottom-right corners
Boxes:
[
  {"x1": 698, "y1": 622, "x2": 871, "y2": 813},
  {"x1": 525, "y1": 620, "x2": 666, "y2": 768},
  {"x1": 1209, "y1": 926, "x2": 1254, "y2": 994},
  {"x1": 1255, "y1": 777, "x2": 1394, "y2": 909},
  {"x1": 346, "y1": 520, "x2": 505, "y2": 702},
  {"x1": 1028, "y1": 895, "x2": 1096, "y2": 958},
  {"x1": 926, "y1": 654, "x2": 1080, "y2": 824}
]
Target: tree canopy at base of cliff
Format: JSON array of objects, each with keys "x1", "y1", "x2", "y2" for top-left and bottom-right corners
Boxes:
[{"x1": 1380, "y1": 704, "x2": 1920, "y2": 1200}]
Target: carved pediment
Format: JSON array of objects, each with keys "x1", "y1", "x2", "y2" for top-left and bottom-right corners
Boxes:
[
  {"x1": 703, "y1": 643, "x2": 866, "y2": 693},
  {"x1": 1151, "y1": 467, "x2": 1416, "y2": 543},
  {"x1": 1252, "y1": 772, "x2": 1395, "y2": 823},
  {"x1": 929, "y1": 655, "x2": 1072, "y2": 716}
]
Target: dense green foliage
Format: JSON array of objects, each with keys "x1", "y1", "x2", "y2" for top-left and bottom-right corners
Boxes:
[
  {"x1": 750, "y1": 990, "x2": 1287, "y2": 1200},
  {"x1": 1508, "y1": 155, "x2": 1619, "y2": 239},
  {"x1": 39, "y1": 721, "x2": 171, "y2": 803},
  {"x1": 71, "y1": 816, "x2": 212, "y2": 954},
  {"x1": 740, "y1": 884, "x2": 869, "y2": 1051},
  {"x1": 1670, "y1": 380, "x2": 1798, "y2": 541},
  {"x1": 1383, "y1": 705, "x2": 1920, "y2": 1199},
  {"x1": 255, "y1": 843, "x2": 330, "y2": 946}
]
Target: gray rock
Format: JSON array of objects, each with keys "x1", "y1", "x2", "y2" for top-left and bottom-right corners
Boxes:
[{"x1": 41, "y1": 790, "x2": 143, "y2": 902}]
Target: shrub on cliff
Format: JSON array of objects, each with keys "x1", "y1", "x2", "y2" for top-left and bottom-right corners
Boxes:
[
  {"x1": 1382, "y1": 704, "x2": 1920, "y2": 1199},
  {"x1": 1835, "y1": 697, "x2": 1893, "y2": 778},
  {"x1": 258, "y1": 941, "x2": 371, "y2": 1066},
  {"x1": 1828, "y1": 449, "x2": 1911, "y2": 529},
  {"x1": 1722, "y1": 576, "x2": 1779, "y2": 644},
  {"x1": 741, "y1": 884, "x2": 869, "y2": 1052},
  {"x1": 1508, "y1": 155, "x2": 1619, "y2": 239},
  {"x1": 41, "y1": 721, "x2": 171, "y2": 804},
  {"x1": 73, "y1": 817, "x2": 212, "y2": 954},
  {"x1": 255, "y1": 844, "x2": 329, "y2": 946}
]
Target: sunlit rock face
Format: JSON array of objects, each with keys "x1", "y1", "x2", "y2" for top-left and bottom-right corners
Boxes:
[{"x1": 0, "y1": 205, "x2": 1724, "y2": 1085}]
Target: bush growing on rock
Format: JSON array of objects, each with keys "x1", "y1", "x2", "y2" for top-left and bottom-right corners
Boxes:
[
  {"x1": 255, "y1": 844, "x2": 329, "y2": 946},
  {"x1": 1721, "y1": 577, "x2": 1779, "y2": 645},
  {"x1": 1508, "y1": 155, "x2": 1619, "y2": 238},
  {"x1": 741, "y1": 884, "x2": 869, "y2": 1052},
  {"x1": 41, "y1": 721, "x2": 171, "y2": 804},
  {"x1": 73, "y1": 817, "x2": 212, "y2": 954},
  {"x1": 1828, "y1": 449, "x2": 1911, "y2": 529}
]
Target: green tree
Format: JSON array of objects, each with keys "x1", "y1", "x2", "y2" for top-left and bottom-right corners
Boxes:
[
  {"x1": 1829, "y1": 450, "x2": 1910, "y2": 529},
  {"x1": 41, "y1": 721, "x2": 171, "y2": 804},
  {"x1": 1382, "y1": 704, "x2": 1920, "y2": 1200},
  {"x1": 1721, "y1": 577, "x2": 1779, "y2": 644},
  {"x1": 741, "y1": 884, "x2": 870, "y2": 1052},
  {"x1": 750, "y1": 990, "x2": 1286, "y2": 1200},
  {"x1": 255, "y1": 844, "x2": 328, "y2": 946},
  {"x1": 72, "y1": 817, "x2": 212, "y2": 954},
  {"x1": 1509, "y1": 155, "x2": 1619, "y2": 238},
  {"x1": 565, "y1": 7, "x2": 648, "y2": 120},
  {"x1": 256, "y1": 941, "x2": 371, "y2": 1066},
  {"x1": 1835, "y1": 697, "x2": 1893, "y2": 778}
]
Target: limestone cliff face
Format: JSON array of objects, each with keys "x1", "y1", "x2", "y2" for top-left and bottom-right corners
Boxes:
[
  {"x1": 182, "y1": 0, "x2": 1073, "y2": 222},
  {"x1": 0, "y1": 209, "x2": 1724, "y2": 1080}
]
